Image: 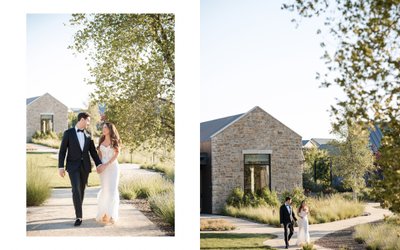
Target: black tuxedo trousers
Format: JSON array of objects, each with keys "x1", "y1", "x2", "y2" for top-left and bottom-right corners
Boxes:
[{"x1": 68, "y1": 163, "x2": 89, "y2": 218}]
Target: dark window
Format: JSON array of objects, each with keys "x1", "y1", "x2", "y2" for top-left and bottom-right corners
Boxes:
[
  {"x1": 40, "y1": 114, "x2": 54, "y2": 133},
  {"x1": 244, "y1": 154, "x2": 271, "y2": 193}
]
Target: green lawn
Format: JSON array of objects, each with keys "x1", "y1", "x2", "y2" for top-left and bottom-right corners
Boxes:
[
  {"x1": 26, "y1": 152, "x2": 100, "y2": 188},
  {"x1": 200, "y1": 233, "x2": 276, "y2": 249}
]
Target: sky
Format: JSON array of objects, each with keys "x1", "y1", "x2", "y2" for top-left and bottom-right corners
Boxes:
[
  {"x1": 27, "y1": 14, "x2": 93, "y2": 109},
  {"x1": 201, "y1": 0, "x2": 346, "y2": 139}
]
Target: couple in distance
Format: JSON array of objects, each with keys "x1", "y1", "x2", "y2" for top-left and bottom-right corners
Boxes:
[
  {"x1": 280, "y1": 197, "x2": 310, "y2": 248},
  {"x1": 58, "y1": 112, "x2": 121, "y2": 226}
]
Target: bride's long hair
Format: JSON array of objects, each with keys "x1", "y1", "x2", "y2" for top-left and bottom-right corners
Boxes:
[
  {"x1": 298, "y1": 200, "x2": 308, "y2": 214},
  {"x1": 97, "y1": 122, "x2": 121, "y2": 150}
]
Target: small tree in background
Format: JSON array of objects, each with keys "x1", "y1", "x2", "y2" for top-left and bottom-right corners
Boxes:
[
  {"x1": 68, "y1": 112, "x2": 77, "y2": 128},
  {"x1": 303, "y1": 147, "x2": 332, "y2": 192},
  {"x1": 331, "y1": 123, "x2": 375, "y2": 200},
  {"x1": 86, "y1": 100, "x2": 101, "y2": 137}
]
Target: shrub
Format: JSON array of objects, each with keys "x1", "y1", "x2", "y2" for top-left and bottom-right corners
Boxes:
[
  {"x1": 359, "y1": 187, "x2": 376, "y2": 201},
  {"x1": 307, "y1": 194, "x2": 364, "y2": 224},
  {"x1": 32, "y1": 130, "x2": 59, "y2": 140},
  {"x1": 226, "y1": 187, "x2": 278, "y2": 208},
  {"x1": 140, "y1": 163, "x2": 175, "y2": 182},
  {"x1": 149, "y1": 191, "x2": 175, "y2": 227},
  {"x1": 280, "y1": 187, "x2": 306, "y2": 207},
  {"x1": 354, "y1": 222, "x2": 400, "y2": 250},
  {"x1": 223, "y1": 205, "x2": 280, "y2": 226},
  {"x1": 200, "y1": 219, "x2": 236, "y2": 231},
  {"x1": 259, "y1": 187, "x2": 280, "y2": 207},
  {"x1": 242, "y1": 192, "x2": 267, "y2": 207},
  {"x1": 119, "y1": 182, "x2": 138, "y2": 200},
  {"x1": 26, "y1": 160, "x2": 51, "y2": 206},
  {"x1": 226, "y1": 187, "x2": 244, "y2": 208},
  {"x1": 120, "y1": 175, "x2": 175, "y2": 227},
  {"x1": 119, "y1": 175, "x2": 173, "y2": 199},
  {"x1": 302, "y1": 243, "x2": 316, "y2": 250}
]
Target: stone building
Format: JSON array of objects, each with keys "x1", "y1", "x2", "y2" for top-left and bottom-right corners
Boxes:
[
  {"x1": 26, "y1": 93, "x2": 68, "y2": 142},
  {"x1": 200, "y1": 106, "x2": 304, "y2": 214}
]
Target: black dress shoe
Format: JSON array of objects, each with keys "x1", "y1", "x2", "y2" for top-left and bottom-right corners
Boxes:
[
  {"x1": 74, "y1": 219, "x2": 82, "y2": 226},
  {"x1": 285, "y1": 245, "x2": 288, "y2": 249}
]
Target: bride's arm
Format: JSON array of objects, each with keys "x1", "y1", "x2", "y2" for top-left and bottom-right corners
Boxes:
[
  {"x1": 97, "y1": 148, "x2": 102, "y2": 161},
  {"x1": 103, "y1": 147, "x2": 120, "y2": 167}
]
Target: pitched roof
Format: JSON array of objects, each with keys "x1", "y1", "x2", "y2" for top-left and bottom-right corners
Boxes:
[
  {"x1": 200, "y1": 113, "x2": 244, "y2": 142},
  {"x1": 302, "y1": 140, "x2": 309, "y2": 146},
  {"x1": 26, "y1": 93, "x2": 68, "y2": 109},
  {"x1": 200, "y1": 106, "x2": 302, "y2": 142},
  {"x1": 311, "y1": 138, "x2": 334, "y2": 147},
  {"x1": 26, "y1": 96, "x2": 40, "y2": 105}
]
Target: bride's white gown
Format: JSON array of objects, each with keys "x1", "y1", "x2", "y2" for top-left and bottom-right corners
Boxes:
[
  {"x1": 96, "y1": 145, "x2": 120, "y2": 222},
  {"x1": 296, "y1": 209, "x2": 310, "y2": 245}
]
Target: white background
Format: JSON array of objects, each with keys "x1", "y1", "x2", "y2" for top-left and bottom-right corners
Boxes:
[{"x1": 0, "y1": 0, "x2": 199, "y2": 249}]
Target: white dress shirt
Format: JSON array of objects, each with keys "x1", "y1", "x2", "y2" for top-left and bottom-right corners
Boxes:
[
  {"x1": 75, "y1": 126, "x2": 85, "y2": 151},
  {"x1": 286, "y1": 204, "x2": 293, "y2": 221}
]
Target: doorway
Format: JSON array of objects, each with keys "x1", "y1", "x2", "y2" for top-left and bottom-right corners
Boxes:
[{"x1": 200, "y1": 152, "x2": 212, "y2": 213}]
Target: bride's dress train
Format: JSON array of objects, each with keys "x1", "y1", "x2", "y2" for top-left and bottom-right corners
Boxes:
[
  {"x1": 96, "y1": 145, "x2": 120, "y2": 223},
  {"x1": 296, "y1": 210, "x2": 310, "y2": 245}
]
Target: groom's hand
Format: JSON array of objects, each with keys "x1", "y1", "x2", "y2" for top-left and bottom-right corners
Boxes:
[{"x1": 58, "y1": 168, "x2": 65, "y2": 178}]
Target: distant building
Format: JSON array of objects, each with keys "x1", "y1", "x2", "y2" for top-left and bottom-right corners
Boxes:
[
  {"x1": 200, "y1": 106, "x2": 304, "y2": 214},
  {"x1": 302, "y1": 138, "x2": 336, "y2": 154},
  {"x1": 26, "y1": 93, "x2": 68, "y2": 142},
  {"x1": 303, "y1": 127, "x2": 383, "y2": 153},
  {"x1": 369, "y1": 125, "x2": 383, "y2": 153}
]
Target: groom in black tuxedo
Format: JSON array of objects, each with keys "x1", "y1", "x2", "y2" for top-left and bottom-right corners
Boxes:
[
  {"x1": 58, "y1": 112, "x2": 102, "y2": 226},
  {"x1": 280, "y1": 197, "x2": 297, "y2": 249}
]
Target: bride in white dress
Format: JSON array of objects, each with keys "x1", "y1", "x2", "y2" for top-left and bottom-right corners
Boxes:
[
  {"x1": 96, "y1": 122, "x2": 121, "y2": 224},
  {"x1": 296, "y1": 200, "x2": 311, "y2": 246}
]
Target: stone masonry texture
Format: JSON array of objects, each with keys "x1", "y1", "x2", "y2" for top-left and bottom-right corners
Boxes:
[
  {"x1": 210, "y1": 107, "x2": 303, "y2": 213},
  {"x1": 26, "y1": 93, "x2": 68, "y2": 142}
]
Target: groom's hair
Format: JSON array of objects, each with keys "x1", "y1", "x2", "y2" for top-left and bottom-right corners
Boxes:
[
  {"x1": 285, "y1": 197, "x2": 291, "y2": 202},
  {"x1": 77, "y1": 112, "x2": 90, "y2": 121}
]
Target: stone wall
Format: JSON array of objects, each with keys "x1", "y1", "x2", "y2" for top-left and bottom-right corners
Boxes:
[
  {"x1": 210, "y1": 107, "x2": 303, "y2": 213},
  {"x1": 26, "y1": 93, "x2": 68, "y2": 142}
]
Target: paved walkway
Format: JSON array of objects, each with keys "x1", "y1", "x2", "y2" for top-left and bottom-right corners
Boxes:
[
  {"x1": 27, "y1": 143, "x2": 58, "y2": 154},
  {"x1": 27, "y1": 187, "x2": 164, "y2": 236},
  {"x1": 201, "y1": 203, "x2": 392, "y2": 249},
  {"x1": 27, "y1": 144, "x2": 166, "y2": 236}
]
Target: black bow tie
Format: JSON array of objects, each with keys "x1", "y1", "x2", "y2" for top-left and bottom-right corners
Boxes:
[{"x1": 77, "y1": 129, "x2": 84, "y2": 133}]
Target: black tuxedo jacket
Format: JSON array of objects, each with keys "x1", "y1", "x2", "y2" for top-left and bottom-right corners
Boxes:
[
  {"x1": 58, "y1": 127, "x2": 102, "y2": 173},
  {"x1": 280, "y1": 204, "x2": 297, "y2": 225}
]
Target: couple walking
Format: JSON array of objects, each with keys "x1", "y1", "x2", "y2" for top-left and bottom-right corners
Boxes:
[
  {"x1": 279, "y1": 197, "x2": 310, "y2": 248},
  {"x1": 58, "y1": 112, "x2": 121, "y2": 226}
]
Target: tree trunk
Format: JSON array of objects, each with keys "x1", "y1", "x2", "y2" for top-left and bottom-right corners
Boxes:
[{"x1": 352, "y1": 190, "x2": 357, "y2": 201}]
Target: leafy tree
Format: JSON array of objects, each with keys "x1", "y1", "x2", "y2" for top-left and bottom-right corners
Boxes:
[
  {"x1": 330, "y1": 123, "x2": 375, "y2": 200},
  {"x1": 303, "y1": 147, "x2": 332, "y2": 191},
  {"x1": 87, "y1": 100, "x2": 101, "y2": 137},
  {"x1": 68, "y1": 112, "x2": 77, "y2": 129},
  {"x1": 69, "y1": 14, "x2": 175, "y2": 150},
  {"x1": 283, "y1": 0, "x2": 400, "y2": 212},
  {"x1": 371, "y1": 125, "x2": 400, "y2": 213}
]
